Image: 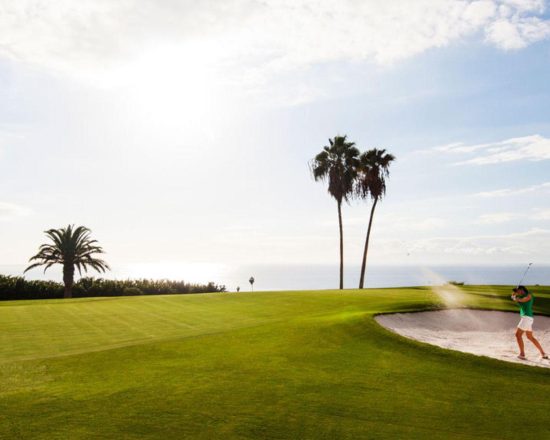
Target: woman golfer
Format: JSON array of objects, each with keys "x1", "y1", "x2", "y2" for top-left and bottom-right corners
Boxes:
[{"x1": 512, "y1": 285, "x2": 548, "y2": 361}]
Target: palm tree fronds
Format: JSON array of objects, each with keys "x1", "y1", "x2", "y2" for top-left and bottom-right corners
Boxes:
[{"x1": 24, "y1": 225, "x2": 110, "y2": 297}]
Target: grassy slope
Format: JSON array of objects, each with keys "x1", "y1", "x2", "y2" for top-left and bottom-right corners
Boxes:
[{"x1": 1, "y1": 286, "x2": 549, "y2": 439}]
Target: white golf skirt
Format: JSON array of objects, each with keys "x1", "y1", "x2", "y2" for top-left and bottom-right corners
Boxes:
[{"x1": 518, "y1": 316, "x2": 534, "y2": 331}]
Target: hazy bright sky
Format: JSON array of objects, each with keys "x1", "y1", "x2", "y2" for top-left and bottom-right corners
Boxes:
[{"x1": 1, "y1": 0, "x2": 550, "y2": 280}]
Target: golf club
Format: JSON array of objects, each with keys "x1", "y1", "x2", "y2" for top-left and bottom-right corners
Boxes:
[{"x1": 517, "y1": 263, "x2": 533, "y2": 288}]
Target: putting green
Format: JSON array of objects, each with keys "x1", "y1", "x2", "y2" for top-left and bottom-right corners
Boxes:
[{"x1": 1, "y1": 286, "x2": 549, "y2": 439}]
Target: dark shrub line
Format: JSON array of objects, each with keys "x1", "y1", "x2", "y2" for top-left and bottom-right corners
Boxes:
[{"x1": 0, "y1": 275, "x2": 226, "y2": 301}]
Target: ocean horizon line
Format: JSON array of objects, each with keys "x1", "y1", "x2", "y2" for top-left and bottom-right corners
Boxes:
[{"x1": 1, "y1": 263, "x2": 548, "y2": 291}]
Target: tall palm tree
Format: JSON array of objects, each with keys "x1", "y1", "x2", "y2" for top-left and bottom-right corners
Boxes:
[
  {"x1": 24, "y1": 225, "x2": 110, "y2": 298},
  {"x1": 310, "y1": 135, "x2": 360, "y2": 289},
  {"x1": 356, "y1": 149, "x2": 395, "y2": 289}
]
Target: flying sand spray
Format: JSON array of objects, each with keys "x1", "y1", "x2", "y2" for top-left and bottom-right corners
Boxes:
[{"x1": 422, "y1": 268, "x2": 466, "y2": 308}]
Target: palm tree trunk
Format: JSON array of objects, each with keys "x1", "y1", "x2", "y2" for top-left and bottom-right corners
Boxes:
[
  {"x1": 359, "y1": 197, "x2": 378, "y2": 289},
  {"x1": 337, "y1": 200, "x2": 344, "y2": 290},
  {"x1": 63, "y1": 264, "x2": 74, "y2": 298}
]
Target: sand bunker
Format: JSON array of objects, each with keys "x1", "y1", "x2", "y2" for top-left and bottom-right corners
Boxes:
[{"x1": 376, "y1": 309, "x2": 550, "y2": 368}]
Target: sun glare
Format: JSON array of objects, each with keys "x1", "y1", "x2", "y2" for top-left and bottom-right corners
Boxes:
[
  {"x1": 112, "y1": 43, "x2": 224, "y2": 132},
  {"x1": 122, "y1": 262, "x2": 228, "y2": 284}
]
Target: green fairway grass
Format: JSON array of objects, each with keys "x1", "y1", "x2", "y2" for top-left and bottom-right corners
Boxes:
[{"x1": 1, "y1": 286, "x2": 549, "y2": 439}]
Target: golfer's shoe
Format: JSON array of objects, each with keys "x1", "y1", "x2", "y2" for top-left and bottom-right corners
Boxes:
[
  {"x1": 517, "y1": 355, "x2": 527, "y2": 361},
  {"x1": 542, "y1": 355, "x2": 549, "y2": 360}
]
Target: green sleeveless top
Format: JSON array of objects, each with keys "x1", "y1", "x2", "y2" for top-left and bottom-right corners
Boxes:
[{"x1": 517, "y1": 292, "x2": 534, "y2": 317}]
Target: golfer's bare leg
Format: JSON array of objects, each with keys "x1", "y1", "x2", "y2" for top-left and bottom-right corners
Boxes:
[
  {"x1": 516, "y1": 328, "x2": 525, "y2": 357},
  {"x1": 526, "y1": 331, "x2": 546, "y2": 356}
]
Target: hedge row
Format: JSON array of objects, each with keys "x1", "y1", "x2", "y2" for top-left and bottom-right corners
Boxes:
[{"x1": 0, "y1": 275, "x2": 226, "y2": 301}]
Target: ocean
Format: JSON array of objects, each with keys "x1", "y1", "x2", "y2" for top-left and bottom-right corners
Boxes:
[
  {"x1": 214, "y1": 264, "x2": 550, "y2": 291},
  {"x1": 2, "y1": 263, "x2": 549, "y2": 292}
]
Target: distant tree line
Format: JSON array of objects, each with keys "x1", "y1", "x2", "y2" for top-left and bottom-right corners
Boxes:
[
  {"x1": 0, "y1": 275, "x2": 225, "y2": 301},
  {"x1": 14, "y1": 224, "x2": 225, "y2": 300}
]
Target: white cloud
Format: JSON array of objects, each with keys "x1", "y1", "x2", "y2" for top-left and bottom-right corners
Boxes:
[
  {"x1": 370, "y1": 227, "x2": 550, "y2": 264},
  {"x1": 433, "y1": 134, "x2": 550, "y2": 165},
  {"x1": 0, "y1": 0, "x2": 548, "y2": 88},
  {"x1": 474, "y1": 209, "x2": 550, "y2": 225},
  {"x1": 486, "y1": 16, "x2": 550, "y2": 49},
  {"x1": 336, "y1": 214, "x2": 447, "y2": 232},
  {"x1": 385, "y1": 216, "x2": 448, "y2": 232},
  {"x1": 533, "y1": 208, "x2": 550, "y2": 220},
  {"x1": 0, "y1": 202, "x2": 30, "y2": 220},
  {"x1": 499, "y1": 0, "x2": 546, "y2": 12},
  {"x1": 474, "y1": 181, "x2": 550, "y2": 197},
  {"x1": 403, "y1": 228, "x2": 550, "y2": 257},
  {"x1": 477, "y1": 212, "x2": 521, "y2": 223},
  {"x1": 486, "y1": 1, "x2": 550, "y2": 49},
  {"x1": 0, "y1": 124, "x2": 26, "y2": 147}
]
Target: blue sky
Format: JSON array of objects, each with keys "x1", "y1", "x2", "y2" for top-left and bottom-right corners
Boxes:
[{"x1": 1, "y1": 0, "x2": 550, "y2": 281}]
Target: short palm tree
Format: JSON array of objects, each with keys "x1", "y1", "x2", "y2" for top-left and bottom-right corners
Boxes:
[
  {"x1": 310, "y1": 135, "x2": 360, "y2": 289},
  {"x1": 356, "y1": 149, "x2": 395, "y2": 289},
  {"x1": 24, "y1": 225, "x2": 110, "y2": 298}
]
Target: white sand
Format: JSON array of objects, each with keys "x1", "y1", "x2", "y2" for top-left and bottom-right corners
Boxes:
[{"x1": 375, "y1": 309, "x2": 550, "y2": 368}]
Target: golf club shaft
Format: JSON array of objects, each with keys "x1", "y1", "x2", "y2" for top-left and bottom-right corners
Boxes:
[{"x1": 517, "y1": 263, "x2": 532, "y2": 287}]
